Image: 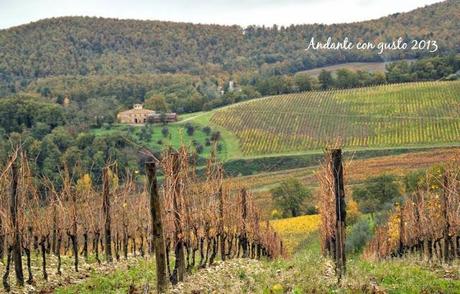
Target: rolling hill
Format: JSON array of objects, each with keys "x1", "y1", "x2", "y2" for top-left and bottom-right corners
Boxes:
[
  {"x1": 207, "y1": 81, "x2": 460, "y2": 156},
  {"x1": 90, "y1": 81, "x2": 460, "y2": 163},
  {"x1": 0, "y1": 0, "x2": 459, "y2": 95}
]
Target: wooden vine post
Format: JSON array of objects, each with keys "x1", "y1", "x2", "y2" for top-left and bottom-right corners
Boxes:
[
  {"x1": 0, "y1": 209, "x2": 4, "y2": 260},
  {"x1": 441, "y1": 173, "x2": 450, "y2": 263},
  {"x1": 69, "y1": 175, "x2": 79, "y2": 272},
  {"x1": 398, "y1": 203, "x2": 404, "y2": 257},
  {"x1": 146, "y1": 160, "x2": 168, "y2": 293},
  {"x1": 240, "y1": 188, "x2": 249, "y2": 258},
  {"x1": 11, "y1": 156, "x2": 24, "y2": 286},
  {"x1": 330, "y1": 149, "x2": 346, "y2": 279},
  {"x1": 102, "y1": 166, "x2": 113, "y2": 263},
  {"x1": 171, "y1": 152, "x2": 186, "y2": 284},
  {"x1": 217, "y1": 166, "x2": 225, "y2": 261}
]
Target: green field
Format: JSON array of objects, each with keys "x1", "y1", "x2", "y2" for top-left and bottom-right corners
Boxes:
[
  {"x1": 210, "y1": 81, "x2": 460, "y2": 155},
  {"x1": 91, "y1": 111, "x2": 241, "y2": 161},
  {"x1": 92, "y1": 123, "x2": 216, "y2": 159}
]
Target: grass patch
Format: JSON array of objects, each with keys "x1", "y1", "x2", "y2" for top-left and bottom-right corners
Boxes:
[
  {"x1": 55, "y1": 259, "x2": 157, "y2": 294},
  {"x1": 91, "y1": 122, "x2": 223, "y2": 159},
  {"x1": 92, "y1": 108, "x2": 242, "y2": 161}
]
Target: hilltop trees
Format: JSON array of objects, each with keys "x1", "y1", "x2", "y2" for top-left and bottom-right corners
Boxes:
[
  {"x1": 335, "y1": 69, "x2": 359, "y2": 89},
  {"x1": 4, "y1": 55, "x2": 456, "y2": 118},
  {"x1": 1, "y1": 0, "x2": 458, "y2": 95}
]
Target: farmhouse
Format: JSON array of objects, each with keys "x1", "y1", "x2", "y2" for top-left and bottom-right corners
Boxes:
[{"x1": 117, "y1": 104, "x2": 177, "y2": 124}]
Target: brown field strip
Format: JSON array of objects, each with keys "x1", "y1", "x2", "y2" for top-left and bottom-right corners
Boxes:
[{"x1": 229, "y1": 147, "x2": 460, "y2": 217}]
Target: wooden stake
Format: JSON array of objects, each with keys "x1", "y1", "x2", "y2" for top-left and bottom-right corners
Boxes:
[
  {"x1": 146, "y1": 161, "x2": 168, "y2": 293},
  {"x1": 241, "y1": 188, "x2": 249, "y2": 258},
  {"x1": 330, "y1": 149, "x2": 346, "y2": 279},
  {"x1": 102, "y1": 166, "x2": 113, "y2": 262},
  {"x1": 170, "y1": 152, "x2": 186, "y2": 284},
  {"x1": 441, "y1": 173, "x2": 450, "y2": 263},
  {"x1": 10, "y1": 157, "x2": 24, "y2": 286}
]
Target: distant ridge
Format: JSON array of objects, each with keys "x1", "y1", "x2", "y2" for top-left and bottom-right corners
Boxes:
[{"x1": 0, "y1": 0, "x2": 458, "y2": 94}]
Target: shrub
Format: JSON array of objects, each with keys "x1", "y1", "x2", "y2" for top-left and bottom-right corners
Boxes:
[
  {"x1": 202, "y1": 126, "x2": 211, "y2": 135},
  {"x1": 138, "y1": 125, "x2": 153, "y2": 141},
  {"x1": 347, "y1": 197, "x2": 361, "y2": 225},
  {"x1": 211, "y1": 131, "x2": 221, "y2": 141},
  {"x1": 270, "y1": 209, "x2": 282, "y2": 219},
  {"x1": 345, "y1": 217, "x2": 373, "y2": 254},
  {"x1": 161, "y1": 127, "x2": 169, "y2": 137},
  {"x1": 270, "y1": 177, "x2": 312, "y2": 217},
  {"x1": 191, "y1": 139, "x2": 203, "y2": 154},
  {"x1": 304, "y1": 206, "x2": 317, "y2": 215},
  {"x1": 184, "y1": 123, "x2": 195, "y2": 136},
  {"x1": 217, "y1": 143, "x2": 223, "y2": 152},
  {"x1": 352, "y1": 174, "x2": 401, "y2": 214},
  {"x1": 271, "y1": 284, "x2": 284, "y2": 294}
]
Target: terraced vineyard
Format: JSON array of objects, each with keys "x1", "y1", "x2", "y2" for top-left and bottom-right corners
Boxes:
[{"x1": 210, "y1": 81, "x2": 460, "y2": 155}]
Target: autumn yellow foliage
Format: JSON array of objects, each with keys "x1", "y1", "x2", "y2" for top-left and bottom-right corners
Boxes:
[
  {"x1": 76, "y1": 173, "x2": 93, "y2": 193},
  {"x1": 347, "y1": 197, "x2": 361, "y2": 225},
  {"x1": 270, "y1": 214, "x2": 320, "y2": 254}
]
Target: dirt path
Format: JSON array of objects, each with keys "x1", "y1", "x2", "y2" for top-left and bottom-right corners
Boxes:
[{"x1": 172, "y1": 259, "x2": 270, "y2": 294}]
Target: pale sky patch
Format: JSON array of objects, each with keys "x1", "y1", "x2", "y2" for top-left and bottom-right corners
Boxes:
[{"x1": 0, "y1": 0, "x2": 445, "y2": 30}]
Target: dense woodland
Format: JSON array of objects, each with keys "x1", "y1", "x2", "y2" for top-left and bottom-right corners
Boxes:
[
  {"x1": 1, "y1": 0, "x2": 458, "y2": 83},
  {"x1": 0, "y1": 0, "x2": 459, "y2": 109}
]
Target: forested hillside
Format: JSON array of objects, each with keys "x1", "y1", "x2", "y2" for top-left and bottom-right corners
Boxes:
[{"x1": 0, "y1": 0, "x2": 458, "y2": 95}]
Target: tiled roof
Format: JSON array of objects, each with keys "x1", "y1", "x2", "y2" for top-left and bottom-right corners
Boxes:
[{"x1": 118, "y1": 108, "x2": 155, "y2": 115}]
